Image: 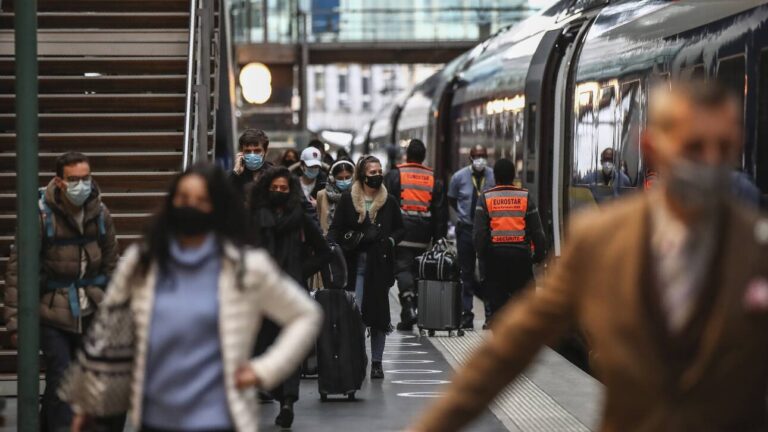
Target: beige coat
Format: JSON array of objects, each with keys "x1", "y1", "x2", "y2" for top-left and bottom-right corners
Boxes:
[
  {"x1": 415, "y1": 193, "x2": 768, "y2": 432},
  {"x1": 88, "y1": 243, "x2": 322, "y2": 432}
]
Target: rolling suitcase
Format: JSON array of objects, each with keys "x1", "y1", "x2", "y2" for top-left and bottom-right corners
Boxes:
[
  {"x1": 417, "y1": 279, "x2": 465, "y2": 337},
  {"x1": 315, "y1": 289, "x2": 367, "y2": 400}
]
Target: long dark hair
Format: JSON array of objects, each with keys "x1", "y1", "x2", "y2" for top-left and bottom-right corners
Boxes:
[
  {"x1": 356, "y1": 155, "x2": 381, "y2": 183},
  {"x1": 250, "y1": 166, "x2": 303, "y2": 211},
  {"x1": 138, "y1": 163, "x2": 246, "y2": 275}
]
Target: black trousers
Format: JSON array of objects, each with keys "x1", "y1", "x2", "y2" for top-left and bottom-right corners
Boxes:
[
  {"x1": 484, "y1": 247, "x2": 534, "y2": 317},
  {"x1": 253, "y1": 319, "x2": 301, "y2": 401},
  {"x1": 394, "y1": 246, "x2": 424, "y2": 299}
]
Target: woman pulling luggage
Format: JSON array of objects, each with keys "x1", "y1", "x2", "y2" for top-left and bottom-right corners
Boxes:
[
  {"x1": 247, "y1": 166, "x2": 332, "y2": 427},
  {"x1": 66, "y1": 163, "x2": 321, "y2": 432},
  {"x1": 328, "y1": 155, "x2": 404, "y2": 379}
]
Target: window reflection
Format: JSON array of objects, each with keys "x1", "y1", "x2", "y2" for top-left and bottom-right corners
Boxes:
[{"x1": 619, "y1": 81, "x2": 641, "y2": 186}]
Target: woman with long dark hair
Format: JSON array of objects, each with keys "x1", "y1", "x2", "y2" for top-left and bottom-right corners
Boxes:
[
  {"x1": 327, "y1": 155, "x2": 404, "y2": 379},
  {"x1": 247, "y1": 166, "x2": 331, "y2": 427},
  {"x1": 67, "y1": 163, "x2": 321, "y2": 432}
]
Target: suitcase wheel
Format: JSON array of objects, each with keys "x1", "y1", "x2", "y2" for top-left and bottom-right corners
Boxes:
[
  {"x1": 320, "y1": 393, "x2": 328, "y2": 402},
  {"x1": 347, "y1": 392, "x2": 356, "y2": 401},
  {"x1": 457, "y1": 329, "x2": 465, "y2": 337},
  {"x1": 428, "y1": 329, "x2": 435, "y2": 337}
]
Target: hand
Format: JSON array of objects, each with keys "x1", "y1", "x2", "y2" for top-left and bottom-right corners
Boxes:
[
  {"x1": 308, "y1": 195, "x2": 317, "y2": 208},
  {"x1": 9, "y1": 332, "x2": 17, "y2": 349},
  {"x1": 235, "y1": 364, "x2": 262, "y2": 390},
  {"x1": 72, "y1": 414, "x2": 91, "y2": 432},
  {"x1": 233, "y1": 152, "x2": 245, "y2": 175}
]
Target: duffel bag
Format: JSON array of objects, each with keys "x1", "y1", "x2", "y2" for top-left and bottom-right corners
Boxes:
[{"x1": 414, "y1": 239, "x2": 459, "y2": 281}]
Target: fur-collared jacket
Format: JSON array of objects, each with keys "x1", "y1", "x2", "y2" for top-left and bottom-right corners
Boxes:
[{"x1": 327, "y1": 182, "x2": 405, "y2": 331}]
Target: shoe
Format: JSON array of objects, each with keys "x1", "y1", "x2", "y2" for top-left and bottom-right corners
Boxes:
[
  {"x1": 397, "y1": 295, "x2": 418, "y2": 330},
  {"x1": 482, "y1": 321, "x2": 491, "y2": 330},
  {"x1": 371, "y1": 361, "x2": 384, "y2": 379},
  {"x1": 275, "y1": 399, "x2": 295, "y2": 429},
  {"x1": 461, "y1": 313, "x2": 475, "y2": 330}
]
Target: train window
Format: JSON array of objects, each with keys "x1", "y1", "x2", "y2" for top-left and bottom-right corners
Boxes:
[
  {"x1": 597, "y1": 86, "x2": 617, "y2": 162},
  {"x1": 619, "y1": 81, "x2": 642, "y2": 186},
  {"x1": 757, "y1": 51, "x2": 768, "y2": 195},
  {"x1": 717, "y1": 55, "x2": 746, "y2": 120},
  {"x1": 573, "y1": 90, "x2": 595, "y2": 185}
]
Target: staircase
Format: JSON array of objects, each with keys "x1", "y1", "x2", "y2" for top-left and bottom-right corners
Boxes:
[{"x1": 0, "y1": 0, "x2": 220, "y2": 379}]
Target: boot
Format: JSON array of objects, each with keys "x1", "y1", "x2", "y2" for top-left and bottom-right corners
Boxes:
[
  {"x1": 461, "y1": 312, "x2": 475, "y2": 330},
  {"x1": 397, "y1": 294, "x2": 418, "y2": 331},
  {"x1": 371, "y1": 361, "x2": 384, "y2": 379},
  {"x1": 275, "y1": 398, "x2": 295, "y2": 429}
]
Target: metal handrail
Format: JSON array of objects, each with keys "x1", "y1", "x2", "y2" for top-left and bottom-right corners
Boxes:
[{"x1": 182, "y1": 0, "x2": 199, "y2": 170}]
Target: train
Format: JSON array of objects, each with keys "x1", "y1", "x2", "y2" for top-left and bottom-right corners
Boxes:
[{"x1": 354, "y1": 0, "x2": 768, "y2": 257}]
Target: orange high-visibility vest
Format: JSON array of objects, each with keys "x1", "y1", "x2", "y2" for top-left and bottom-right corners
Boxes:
[
  {"x1": 484, "y1": 186, "x2": 529, "y2": 244},
  {"x1": 398, "y1": 163, "x2": 435, "y2": 215}
]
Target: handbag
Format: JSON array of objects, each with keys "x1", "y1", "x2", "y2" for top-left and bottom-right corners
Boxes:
[
  {"x1": 340, "y1": 230, "x2": 363, "y2": 252},
  {"x1": 59, "y1": 296, "x2": 135, "y2": 416}
]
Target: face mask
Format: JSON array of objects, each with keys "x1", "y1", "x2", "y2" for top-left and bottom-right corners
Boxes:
[
  {"x1": 244, "y1": 153, "x2": 264, "y2": 171},
  {"x1": 602, "y1": 161, "x2": 615, "y2": 176},
  {"x1": 65, "y1": 179, "x2": 92, "y2": 207},
  {"x1": 472, "y1": 157, "x2": 487, "y2": 173},
  {"x1": 336, "y1": 178, "x2": 353, "y2": 191},
  {"x1": 364, "y1": 174, "x2": 384, "y2": 189},
  {"x1": 304, "y1": 166, "x2": 320, "y2": 180},
  {"x1": 268, "y1": 191, "x2": 290, "y2": 206},
  {"x1": 170, "y1": 206, "x2": 215, "y2": 236},
  {"x1": 665, "y1": 160, "x2": 730, "y2": 214}
]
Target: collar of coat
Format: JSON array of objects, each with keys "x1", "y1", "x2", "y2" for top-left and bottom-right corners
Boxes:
[{"x1": 351, "y1": 181, "x2": 388, "y2": 224}]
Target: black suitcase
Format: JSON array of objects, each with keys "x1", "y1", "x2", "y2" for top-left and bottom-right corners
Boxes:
[
  {"x1": 417, "y1": 280, "x2": 465, "y2": 337},
  {"x1": 414, "y1": 239, "x2": 459, "y2": 281},
  {"x1": 315, "y1": 289, "x2": 367, "y2": 400}
]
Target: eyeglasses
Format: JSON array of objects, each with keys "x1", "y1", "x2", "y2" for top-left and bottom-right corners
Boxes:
[{"x1": 65, "y1": 175, "x2": 92, "y2": 183}]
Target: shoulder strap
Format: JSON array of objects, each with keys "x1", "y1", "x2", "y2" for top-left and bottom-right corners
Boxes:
[{"x1": 38, "y1": 189, "x2": 55, "y2": 241}]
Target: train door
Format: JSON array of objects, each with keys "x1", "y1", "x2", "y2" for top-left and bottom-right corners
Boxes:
[
  {"x1": 523, "y1": 21, "x2": 591, "y2": 256},
  {"x1": 434, "y1": 78, "x2": 460, "y2": 182}
]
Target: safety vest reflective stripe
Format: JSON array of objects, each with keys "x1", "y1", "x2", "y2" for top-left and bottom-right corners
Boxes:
[
  {"x1": 485, "y1": 186, "x2": 528, "y2": 244},
  {"x1": 399, "y1": 163, "x2": 434, "y2": 214}
]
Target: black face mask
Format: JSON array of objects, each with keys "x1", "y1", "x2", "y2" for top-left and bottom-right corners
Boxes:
[
  {"x1": 170, "y1": 206, "x2": 215, "y2": 236},
  {"x1": 268, "y1": 191, "x2": 290, "y2": 207},
  {"x1": 364, "y1": 174, "x2": 384, "y2": 189}
]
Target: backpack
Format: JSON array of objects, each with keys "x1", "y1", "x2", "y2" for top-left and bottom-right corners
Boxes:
[
  {"x1": 321, "y1": 241, "x2": 348, "y2": 290},
  {"x1": 38, "y1": 188, "x2": 107, "y2": 246}
]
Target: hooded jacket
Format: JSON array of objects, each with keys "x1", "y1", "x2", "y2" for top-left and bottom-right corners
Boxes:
[{"x1": 4, "y1": 179, "x2": 119, "y2": 333}]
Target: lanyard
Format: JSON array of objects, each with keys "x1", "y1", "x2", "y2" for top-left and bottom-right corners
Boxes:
[{"x1": 471, "y1": 174, "x2": 485, "y2": 196}]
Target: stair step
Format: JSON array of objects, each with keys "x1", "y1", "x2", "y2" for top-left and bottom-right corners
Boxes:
[
  {"x1": 0, "y1": 12, "x2": 190, "y2": 30},
  {"x1": 0, "y1": 75, "x2": 187, "y2": 94},
  {"x1": 0, "y1": 213, "x2": 153, "y2": 235},
  {"x1": 0, "y1": 132, "x2": 191, "y2": 152},
  {"x1": 0, "y1": 57, "x2": 188, "y2": 75},
  {"x1": 0, "y1": 192, "x2": 166, "y2": 214},
  {"x1": 0, "y1": 113, "x2": 185, "y2": 133},
  {"x1": 0, "y1": 152, "x2": 182, "y2": 173},
  {"x1": 0, "y1": 234, "x2": 141, "y2": 259},
  {"x1": 0, "y1": 94, "x2": 186, "y2": 114},
  {"x1": 2, "y1": 0, "x2": 190, "y2": 13},
  {"x1": 0, "y1": 171, "x2": 179, "y2": 193}
]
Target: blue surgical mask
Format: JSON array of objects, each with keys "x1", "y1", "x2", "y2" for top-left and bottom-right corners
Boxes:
[
  {"x1": 244, "y1": 153, "x2": 264, "y2": 171},
  {"x1": 65, "y1": 179, "x2": 92, "y2": 207},
  {"x1": 304, "y1": 166, "x2": 320, "y2": 179},
  {"x1": 336, "y1": 178, "x2": 352, "y2": 191}
]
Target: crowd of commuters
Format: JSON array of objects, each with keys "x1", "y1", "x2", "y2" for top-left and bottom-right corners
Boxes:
[{"x1": 6, "y1": 79, "x2": 768, "y2": 432}]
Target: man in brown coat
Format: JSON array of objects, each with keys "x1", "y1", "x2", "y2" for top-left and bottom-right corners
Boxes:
[
  {"x1": 5, "y1": 152, "x2": 119, "y2": 431},
  {"x1": 409, "y1": 82, "x2": 768, "y2": 432}
]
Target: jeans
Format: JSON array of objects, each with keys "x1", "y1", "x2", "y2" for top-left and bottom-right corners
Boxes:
[
  {"x1": 355, "y1": 253, "x2": 386, "y2": 362},
  {"x1": 40, "y1": 324, "x2": 78, "y2": 432},
  {"x1": 455, "y1": 223, "x2": 489, "y2": 318},
  {"x1": 394, "y1": 246, "x2": 423, "y2": 300}
]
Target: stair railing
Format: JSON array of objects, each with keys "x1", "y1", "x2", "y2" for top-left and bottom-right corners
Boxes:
[{"x1": 183, "y1": 0, "x2": 218, "y2": 170}]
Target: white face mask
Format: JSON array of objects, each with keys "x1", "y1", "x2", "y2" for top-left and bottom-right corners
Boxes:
[
  {"x1": 65, "y1": 179, "x2": 92, "y2": 207},
  {"x1": 602, "y1": 161, "x2": 615, "y2": 176},
  {"x1": 471, "y1": 157, "x2": 487, "y2": 172}
]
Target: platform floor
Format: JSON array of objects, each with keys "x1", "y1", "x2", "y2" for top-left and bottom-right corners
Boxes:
[{"x1": 1, "y1": 295, "x2": 604, "y2": 431}]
